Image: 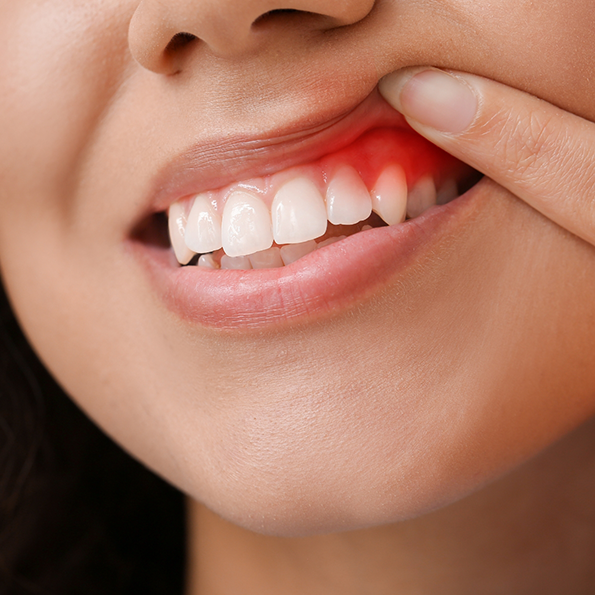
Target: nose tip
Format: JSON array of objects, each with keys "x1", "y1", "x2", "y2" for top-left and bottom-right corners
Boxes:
[{"x1": 128, "y1": 0, "x2": 376, "y2": 74}]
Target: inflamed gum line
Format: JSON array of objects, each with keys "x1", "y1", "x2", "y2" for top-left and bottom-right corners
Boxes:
[
  {"x1": 134, "y1": 121, "x2": 483, "y2": 328},
  {"x1": 167, "y1": 127, "x2": 474, "y2": 269}
]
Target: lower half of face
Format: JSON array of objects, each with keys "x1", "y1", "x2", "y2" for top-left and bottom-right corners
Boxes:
[{"x1": 1, "y1": 0, "x2": 595, "y2": 536}]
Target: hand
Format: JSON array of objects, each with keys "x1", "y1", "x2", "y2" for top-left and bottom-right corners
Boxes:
[{"x1": 379, "y1": 68, "x2": 595, "y2": 246}]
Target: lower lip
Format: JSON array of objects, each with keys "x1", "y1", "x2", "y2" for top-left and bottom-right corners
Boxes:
[{"x1": 133, "y1": 181, "x2": 483, "y2": 329}]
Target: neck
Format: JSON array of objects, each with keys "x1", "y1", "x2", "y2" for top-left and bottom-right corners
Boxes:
[{"x1": 185, "y1": 416, "x2": 595, "y2": 594}]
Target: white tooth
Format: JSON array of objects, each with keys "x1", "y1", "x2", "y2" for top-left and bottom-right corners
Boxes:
[
  {"x1": 184, "y1": 193, "x2": 222, "y2": 254},
  {"x1": 220, "y1": 255, "x2": 252, "y2": 270},
  {"x1": 362, "y1": 225, "x2": 373, "y2": 231},
  {"x1": 272, "y1": 177, "x2": 327, "y2": 245},
  {"x1": 198, "y1": 253, "x2": 219, "y2": 269},
  {"x1": 279, "y1": 240, "x2": 317, "y2": 266},
  {"x1": 317, "y1": 235, "x2": 346, "y2": 249},
  {"x1": 221, "y1": 191, "x2": 273, "y2": 257},
  {"x1": 168, "y1": 201, "x2": 196, "y2": 265},
  {"x1": 249, "y1": 247, "x2": 283, "y2": 269},
  {"x1": 407, "y1": 176, "x2": 437, "y2": 219},
  {"x1": 325, "y1": 166, "x2": 372, "y2": 225},
  {"x1": 370, "y1": 164, "x2": 408, "y2": 225},
  {"x1": 436, "y1": 179, "x2": 459, "y2": 205}
]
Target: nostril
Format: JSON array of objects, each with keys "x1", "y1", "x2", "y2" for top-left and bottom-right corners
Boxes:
[
  {"x1": 252, "y1": 9, "x2": 307, "y2": 27},
  {"x1": 161, "y1": 32, "x2": 199, "y2": 74},
  {"x1": 257, "y1": 8, "x2": 299, "y2": 18},
  {"x1": 165, "y1": 32, "x2": 198, "y2": 54}
]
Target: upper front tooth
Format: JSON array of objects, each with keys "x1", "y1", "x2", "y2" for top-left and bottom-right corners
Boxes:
[
  {"x1": 168, "y1": 201, "x2": 196, "y2": 265},
  {"x1": 325, "y1": 166, "x2": 372, "y2": 225},
  {"x1": 371, "y1": 164, "x2": 408, "y2": 225},
  {"x1": 272, "y1": 177, "x2": 327, "y2": 245},
  {"x1": 184, "y1": 193, "x2": 222, "y2": 254},
  {"x1": 221, "y1": 191, "x2": 273, "y2": 257},
  {"x1": 407, "y1": 176, "x2": 437, "y2": 219}
]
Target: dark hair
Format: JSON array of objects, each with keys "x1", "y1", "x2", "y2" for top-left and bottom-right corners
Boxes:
[{"x1": 0, "y1": 282, "x2": 185, "y2": 594}]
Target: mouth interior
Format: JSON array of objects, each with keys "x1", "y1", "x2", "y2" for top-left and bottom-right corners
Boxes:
[
  {"x1": 132, "y1": 127, "x2": 483, "y2": 270},
  {"x1": 134, "y1": 171, "x2": 482, "y2": 268}
]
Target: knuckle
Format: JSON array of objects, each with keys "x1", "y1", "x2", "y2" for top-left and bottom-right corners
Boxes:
[
  {"x1": 477, "y1": 99, "x2": 595, "y2": 242},
  {"x1": 495, "y1": 107, "x2": 556, "y2": 176},
  {"x1": 479, "y1": 104, "x2": 577, "y2": 192}
]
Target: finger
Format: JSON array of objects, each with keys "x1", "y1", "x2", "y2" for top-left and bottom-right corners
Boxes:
[{"x1": 379, "y1": 68, "x2": 595, "y2": 246}]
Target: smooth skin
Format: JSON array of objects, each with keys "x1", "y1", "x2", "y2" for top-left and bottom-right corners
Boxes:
[{"x1": 1, "y1": 0, "x2": 595, "y2": 593}]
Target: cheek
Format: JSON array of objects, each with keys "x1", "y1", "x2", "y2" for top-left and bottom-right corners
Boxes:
[
  {"x1": 13, "y1": 183, "x2": 594, "y2": 538},
  {"x1": 200, "y1": 190, "x2": 595, "y2": 536},
  {"x1": 0, "y1": 0, "x2": 136, "y2": 364},
  {"x1": 2, "y1": 0, "x2": 595, "y2": 539},
  {"x1": 440, "y1": 0, "x2": 595, "y2": 119},
  {"x1": 0, "y1": 1, "x2": 132, "y2": 237}
]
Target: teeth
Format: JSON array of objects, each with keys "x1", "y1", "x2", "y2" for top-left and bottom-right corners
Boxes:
[
  {"x1": 325, "y1": 166, "x2": 372, "y2": 225},
  {"x1": 249, "y1": 247, "x2": 283, "y2": 269},
  {"x1": 198, "y1": 253, "x2": 219, "y2": 269},
  {"x1": 184, "y1": 193, "x2": 223, "y2": 254},
  {"x1": 221, "y1": 191, "x2": 273, "y2": 257},
  {"x1": 169, "y1": 159, "x2": 465, "y2": 268},
  {"x1": 168, "y1": 202, "x2": 196, "y2": 265},
  {"x1": 279, "y1": 240, "x2": 318, "y2": 266},
  {"x1": 220, "y1": 254, "x2": 252, "y2": 270},
  {"x1": 317, "y1": 235, "x2": 347, "y2": 249},
  {"x1": 436, "y1": 179, "x2": 458, "y2": 205},
  {"x1": 370, "y1": 165, "x2": 408, "y2": 225},
  {"x1": 272, "y1": 177, "x2": 328, "y2": 245},
  {"x1": 406, "y1": 176, "x2": 437, "y2": 219}
]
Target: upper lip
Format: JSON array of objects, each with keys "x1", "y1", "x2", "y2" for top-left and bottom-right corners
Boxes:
[{"x1": 146, "y1": 87, "x2": 408, "y2": 216}]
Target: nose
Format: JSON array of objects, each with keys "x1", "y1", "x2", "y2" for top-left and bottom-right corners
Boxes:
[{"x1": 129, "y1": 0, "x2": 375, "y2": 74}]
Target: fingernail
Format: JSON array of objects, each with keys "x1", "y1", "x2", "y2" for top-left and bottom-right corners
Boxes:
[{"x1": 380, "y1": 69, "x2": 478, "y2": 135}]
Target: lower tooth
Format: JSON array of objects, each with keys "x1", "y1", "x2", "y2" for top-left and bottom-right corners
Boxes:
[
  {"x1": 436, "y1": 179, "x2": 459, "y2": 205},
  {"x1": 220, "y1": 255, "x2": 253, "y2": 270},
  {"x1": 198, "y1": 253, "x2": 219, "y2": 269},
  {"x1": 279, "y1": 240, "x2": 318, "y2": 266},
  {"x1": 317, "y1": 235, "x2": 346, "y2": 249},
  {"x1": 407, "y1": 176, "x2": 437, "y2": 219},
  {"x1": 249, "y1": 247, "x2": 283, "y2": 269}
]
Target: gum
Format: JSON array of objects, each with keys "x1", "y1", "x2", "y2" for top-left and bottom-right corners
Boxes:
[{"x1": 179, "y1": 127, "x2": 468, "y2": 214}]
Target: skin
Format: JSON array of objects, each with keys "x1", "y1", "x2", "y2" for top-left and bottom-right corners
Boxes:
[{"x1": 1, "y1": 0, "x2": 595, "y2": 592}]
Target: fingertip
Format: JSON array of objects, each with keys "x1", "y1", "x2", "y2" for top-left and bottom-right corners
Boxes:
[
  {"x1": 378, "y1": 69, "x2": 414, "y2": 112},
  {"x1": 380, "y1": 68, "x2": 478, "y2": 135}
]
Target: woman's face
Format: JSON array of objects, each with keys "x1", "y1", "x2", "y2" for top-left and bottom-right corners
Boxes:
[{"x1": 1, "y1": 0, "x2": 595, "y2": 536}]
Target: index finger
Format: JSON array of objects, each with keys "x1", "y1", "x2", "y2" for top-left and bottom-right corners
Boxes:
[{"x1": 379, "y1": 68, "x2": 595, "y2": 246}]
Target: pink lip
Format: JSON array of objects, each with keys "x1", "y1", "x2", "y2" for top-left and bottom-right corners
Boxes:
[
  {"x1": 133, "y1": 184, "x2": 482, "y2": 329},
  {"x1": 132, "y1": 86, "x2": 480, "y2": 329},
  {"x1": 147, "y1": 89, "x2": 408, "y2": 215}
]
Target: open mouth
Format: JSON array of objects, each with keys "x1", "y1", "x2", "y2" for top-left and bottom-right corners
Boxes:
[
  {"x1": 154, "y1": 127, "x2": 480, "y2": 270},
  {"x1": 132, "y1": 102, "x2": 483, "y2": 328}
]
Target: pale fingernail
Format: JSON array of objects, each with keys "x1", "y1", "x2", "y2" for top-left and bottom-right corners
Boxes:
[{"x1": 380, "y1": 69, "x2": 478, "y2": 135}]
